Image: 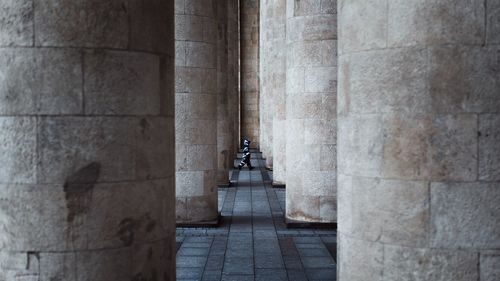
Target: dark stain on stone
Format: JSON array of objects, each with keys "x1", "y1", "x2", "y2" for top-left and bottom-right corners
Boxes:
[
  {"x1": 147, "y1": 247, "x2": 153, "y2": 260},
  {"x1": 140, "y1": 118, "x2": 149, "y2": 135},
  {"x1": 64, "y1": 162, "x2": 101, "y2": 223},
  {"x1": 132, "y1": 273, "x2": 146, "y2": 281},
  {"x1": 478, "y1": 131, "x2": 482, "y2": 137},
  {"x1": 117, "y1": 218, "x2": 141, "y2": 246},
  {"x1": 117, "y1": 213, "x2": 156, "y2": 246},
  {"x1": 146, "y1": 220, "x2": 156, "y2": 233}
]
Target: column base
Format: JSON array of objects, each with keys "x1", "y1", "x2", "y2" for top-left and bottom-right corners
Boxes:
[
  {"x1": 272, "y1": 182, "x2": 286, "y2": 189},
  {"x1": 218, "y1": 181, "x2": 231, "y2": 188},
  {"x1": 285, "y1": 217, "x2": 337, "y2": 229},
  {"x1": 176, "y1": 214, "x2": 221, "y2": 228}
]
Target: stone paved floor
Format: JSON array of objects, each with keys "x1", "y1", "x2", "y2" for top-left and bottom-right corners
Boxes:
[{"x1": 176, "y1": 156, "x2": 337, "y2": 281}]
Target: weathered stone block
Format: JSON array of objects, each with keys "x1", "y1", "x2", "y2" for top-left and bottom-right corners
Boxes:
[
  {"x1": 135, "y1": 117, "x2": 174, "y2": 180},
  {"x1": 481, "y1": 252, "x2": 500, "y2": 281},
  {"x1": 85, "y1": 180, "x2": 169, "y2": 249},
  {"x1": 431, "y1": 182, "x2": 500, "y2": 249},
  {"x1": 286, "y1": 192, "x2": 320, "y2": 221},
  {"x1": 388, "y1": 0, "x2": 485, "y2": 47},
  {"x1": 37, "y1": 117, "x2": 136, "y2": 183},
  {"x1": 34, "y1": 0, "x2": 129, "y2": 48},
  {"x1": 0, "y1": 48, "x2": 83, "y2": 115},
  {"x1": 185, "y1": 0, "x2": 215, "y2": 17},
  {"x1": 39, "y1": 252, "x2": 76, "y2": 281},
  {"x1": 186, "y1": 195, "x2": 218, "y2": 222},
  {"x1": 176, "y1": 118, "x2": 216, "y2": 145},
  {"x1": 288, "y1": 40, "x2": 336, "y2": 67},
  {"x1": 287, "y1": 15, "x2": 336, "y2": 43},
  {"x1": 132, "y1": 239, "x2": 175, "y2": 281},
  {"x1": 0, "y1": 184, "x2": 84, "y2": 251},
  {"x1": 175, "y1": 144, "x2": 217, "y2": 171},
  {"x1": 176, "y1": 171, "x2": 204, "y2": 197},
  {"x1": 129, "y1": 0, "x2": 173, "y2": 55},
  {"x1": 0, "y1": 251, "x2": 39, "y2": 280},
  {"x1": 382, "y1": 114, "x2": 477, "y2": 181},
  {"x1": 175, "y1": 93, "x2": 217, "y2": 121},
  {"x1": 487, "y1": 0, "x2": 500, "y2": 44},
  {"x1": 0, "y1": 117, "x2": 36, "y2": 184},
  {"x1": 429, "y1": 46, "x2": 500, "y2": 114},
  {"x1": 84, "y1": 50, "x2": 161, "y2": 115},
  {"x1": 0, "y1": 0, "x2": 33, "y2": 46},
  {"x1": 304, "y1": 66, "x2": 336, "y2": 93},
  {"x1": 341, "y1": 48, "x2": 429, "y2": 115},
  {"x1": 337, "y1": 115, "x2": 383, "y2": 177},
  {"x1": 304, "y1": 119, "x2": 335, "y2": 146},
  {"x1": 302, "y1": 171, "x2": 335, "y2": 197},
  {"x1": 338, "y1": 0, "x2": 387, "y2": 53},
  {"x1": 384, "y1": 245, "x2": 479, "y2": 281},
  {"x1": 186, "y1": 42, "x2": 216, "y2": 68},
  {"x1": 348, "y1": 177, "x2": 429, "y2": 247},
  {"x1": 337, "y1": 234, "x2": 383, "y2": 281},
  {"x1": 286, "y1": 67, "x2": 305, "y2": 94},
  {"x1": 175, "y1": 14, "x2": 204, "y2": 42},
  {"x1": 479, "y1": 114, "x2": 500, "y2": 181},
  {"x1": 319, "y1": 196, "x2": 337, "y2": 222},
  {"x1": 76, "y1": 248, "x2": 131, "y2": 281}
]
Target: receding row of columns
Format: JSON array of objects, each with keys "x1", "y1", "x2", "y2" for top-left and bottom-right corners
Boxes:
[
  {"x1": 174, "y1": 0, "x2": 240, "y2": 224},
  {"x1": 1, "y1": 0, "x2": 499, "y2": 279}
]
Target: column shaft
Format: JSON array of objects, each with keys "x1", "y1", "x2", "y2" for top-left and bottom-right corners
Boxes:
[
  {"x1": 0, "y1": 0, "x2": 175, "y2": 280},
  {"x1": 240, "y1": 0, "x2": 260, "y2": 149},
  {"x1": 175, "y1": 0, "x2": 219, "y2": 223},
  {"x1": 285, "y1": 0, "x2": 337, "y2": 223},
  {"x1": 338, "y1": 0, "x2": 500, "y2": 280}
]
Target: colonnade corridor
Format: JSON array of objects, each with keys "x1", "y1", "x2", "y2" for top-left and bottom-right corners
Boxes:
[{"x1": 176, "y1": 152, "x2": 337, "y2": 281}]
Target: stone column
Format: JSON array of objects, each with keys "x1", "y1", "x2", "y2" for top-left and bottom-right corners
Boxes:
[
  {"x1": 216, "y1": 0, "x2": 240, "y2": 186},
  {"x1": 260, "y1": 0, "x2": 286, "y2": 169},
  {"x1": 175, "y1": 0, "x2": 219, "y2": 223},
  {"x1": 260, "y1": 0, "x2": 287, "y2": 184},
  {"x1": 216, "y1": 0, "x2": 231, "y2": 186},
  {"x1": 0, "y1": 0, "x2": 175, "y2": 280},
  {"x1": 338, "y1": 1, "x2": 500, "y2": 280},
  {"x1": 240, "y1": 0, "x2": 260, "y2": 149},
  {"x1": 285, "y1": 0, "x2": 337, "y2": 223},
  {"x1": 228, "y1": 0, "x2": 241, "y2": 159}
]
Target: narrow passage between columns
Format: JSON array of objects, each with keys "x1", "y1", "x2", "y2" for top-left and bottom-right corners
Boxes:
[{"x1": 176, "y1": 152, "x2": 337, "y2": 281}]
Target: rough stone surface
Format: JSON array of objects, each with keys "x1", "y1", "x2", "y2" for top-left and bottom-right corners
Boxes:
[
  {"x1": 338, "y1": 0, "x2": 500, "y2": 280},
  {"x1": 431, "y1": 182, "x2": 500, "y2": 249},
  {"x1": 481, "y1": 252, "x2": 500, "y2": 281},
  {"x1": 34, "y1": 0, "x2": 129, "y2": 48},
  {"x1": 0, "y1": 48, "x2": 83, "y2": 115},
  {"x1": 0, "y1": 0, "x2": 33, "y2": 46},
  {"x1": 0, "y1": 1, "x2": 176, "y2": 279},
  {"x1": 384, "y1": 246, "x2": 479, "y2": 281},
  {"x1": 175, "y1": 0, "x2": 219, "y2": 223}
]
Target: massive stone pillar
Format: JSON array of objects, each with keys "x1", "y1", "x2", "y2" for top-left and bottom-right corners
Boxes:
[
  {"x1": 260, "y1": 0, "x2": 286, "y2": 169},
  {"x1": 216, "y1": 0, "x2": 240, "y2": 186},
  {"x1": 228, "y1": 1, "x2": 241, "y2": 158},
  {"x1": 216, "y1": 0, "x2": 231, "y2": 186},
  {"x1": 338, "y1": 1, "x2": 500, "y2": 280},
  {"x1": 175, "y1": 0, "x2": 219, "y2": 223},
  {"x1": 285, "y1": 0, "x2": 337, "y2": 223},
  {"x1": 0, "y1": 0, "x2": 175, "y2": 280},
  {"x1": 260, "y1": 0, "x2": 287, "y2": 183},
  {"x1": 240, "y1": 0, "x2": 260, "y2": 149}
]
